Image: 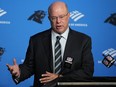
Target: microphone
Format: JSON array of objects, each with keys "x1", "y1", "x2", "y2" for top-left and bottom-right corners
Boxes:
[{"x1": 102, "y1": 48, "x2": 116, "y2": 68}]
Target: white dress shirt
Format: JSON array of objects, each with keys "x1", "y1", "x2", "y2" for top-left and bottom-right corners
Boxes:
[{"x1": 51, "y1": 28, "x2": 69, "y2": 73}]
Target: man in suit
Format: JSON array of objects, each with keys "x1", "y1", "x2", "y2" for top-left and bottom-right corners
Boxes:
[{"x1": 6, "y1": 1, "x2": 94, "y2": 87}]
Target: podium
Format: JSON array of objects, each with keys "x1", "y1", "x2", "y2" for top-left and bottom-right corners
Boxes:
[{"x1": 57, "y1": 77, "x2": 116, "y2": 87}]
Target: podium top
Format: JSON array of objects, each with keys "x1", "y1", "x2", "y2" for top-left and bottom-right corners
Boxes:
[
  {"x1": 57, "y1": 77, "x2": 116, "y2": 86},
  {"x1": 57, "y1": 82, "x2": 116, "y2": 86}
]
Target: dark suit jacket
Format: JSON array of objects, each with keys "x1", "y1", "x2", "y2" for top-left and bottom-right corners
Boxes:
[{"x1": 18, "y1": 28, "x2": 94, "y2": 87}]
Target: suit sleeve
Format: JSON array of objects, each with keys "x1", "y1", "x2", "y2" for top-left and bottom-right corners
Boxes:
[{"x1": 16, "y1": 37, "x2": 34, "y2": 83}]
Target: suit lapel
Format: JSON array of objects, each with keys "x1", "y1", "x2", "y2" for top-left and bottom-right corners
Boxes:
[
  {"x1": 42, "y1": 29, "x2": 53, "y2": 72},
  {"x1": 61, "y1": 29, "x2": 73, "y2": 71}
]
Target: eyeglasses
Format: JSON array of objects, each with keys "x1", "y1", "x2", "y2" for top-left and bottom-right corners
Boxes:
[{"x1": 49, "y1": 12, "x2": 68, "y2": 21}]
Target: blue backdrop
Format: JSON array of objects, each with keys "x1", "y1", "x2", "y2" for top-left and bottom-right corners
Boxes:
[{"x1": 0, "y1": 0, "x2": 116, "y2": 87}]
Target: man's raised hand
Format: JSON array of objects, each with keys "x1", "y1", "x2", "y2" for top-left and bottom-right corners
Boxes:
[{"x1": 6, "y1": 58, "x2": 20, "y2": 77}]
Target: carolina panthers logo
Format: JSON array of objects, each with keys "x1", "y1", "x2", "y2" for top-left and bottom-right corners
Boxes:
[
  {"x1": 28, "y1": 10, "x2": 46, "y2": 24},
  {"x1": 105, "y1": 13, "x2": 116, "y2": 26}
]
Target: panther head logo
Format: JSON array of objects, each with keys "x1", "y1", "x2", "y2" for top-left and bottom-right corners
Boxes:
[
  {"x1": 105, "y1": 13, "x2": 116, "y2": 26},
  {"x1": 28, "y1": 10, "x2": 46, "y2": 24}
]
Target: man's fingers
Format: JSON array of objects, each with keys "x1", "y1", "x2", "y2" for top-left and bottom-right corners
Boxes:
[
  {"x1": 6, "y1": 64, "x2": 11, "y2": 70},
  {"x1": 46, "y1": 71, "x2": 51, "y2": 74},
  {"x1": 40, "y1": 77, "x2": 51, "y2": 83},
  {"x1": 6, "y1": 64, "x2": 14, "y2": 73},
  {"x1": 42, "y1": 71, "x2": 51, "y2": 77},
  {"x1": 13, "y1": 58, "x2": 17, "y2": 65}
]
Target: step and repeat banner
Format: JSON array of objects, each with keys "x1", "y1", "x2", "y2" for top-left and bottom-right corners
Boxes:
[{"x1": 0, "y1": 0, "x2": 116, "y2": 87}]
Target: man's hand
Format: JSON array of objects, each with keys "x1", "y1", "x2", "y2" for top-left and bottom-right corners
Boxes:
[
  {"x1": 39, "y1": 71, "x2": 59, "y2": 84},
  {"x1": 6, "y1": 58, "x2": 20, "y2": 77}
]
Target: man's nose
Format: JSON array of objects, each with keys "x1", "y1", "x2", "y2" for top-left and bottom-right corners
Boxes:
[{"x1": 56, "y1": 17, "x2": 61, "y2": 23}]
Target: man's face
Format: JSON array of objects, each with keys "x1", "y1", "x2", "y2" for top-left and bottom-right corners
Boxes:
[{"x1": 49, "y1": 4, "x2": 70, "y2": 34}]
